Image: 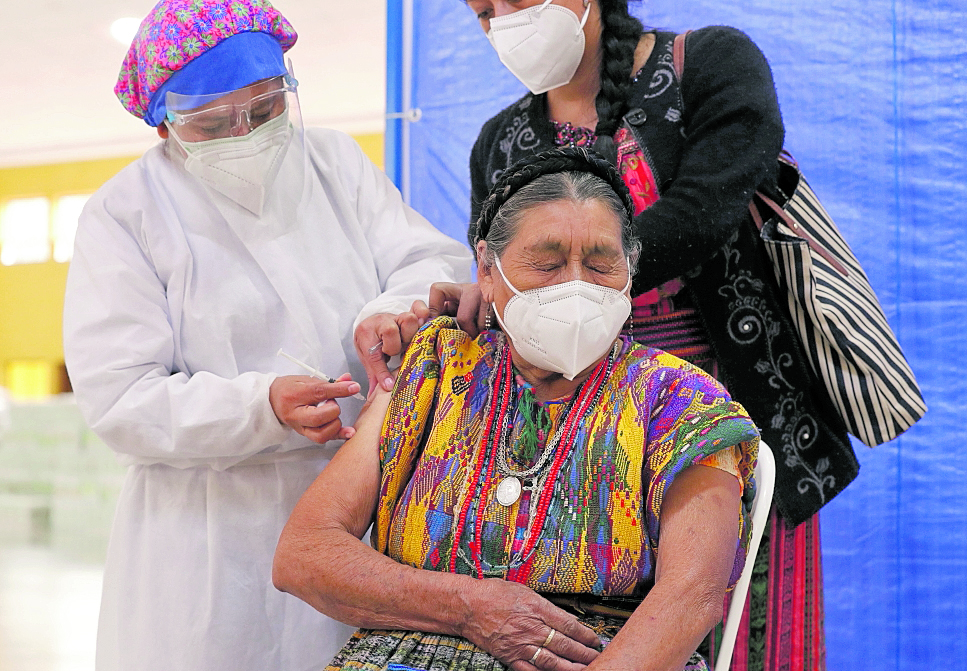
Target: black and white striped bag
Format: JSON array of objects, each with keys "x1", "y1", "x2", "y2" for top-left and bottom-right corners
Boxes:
[{"x1": 749, "y1": 154, "x2": 927, "y2": 446}]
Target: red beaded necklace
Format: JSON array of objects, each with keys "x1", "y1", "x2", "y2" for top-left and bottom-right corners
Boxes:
[{"x1": 448, "y1": 339, "x2": 615, "y2": 579}]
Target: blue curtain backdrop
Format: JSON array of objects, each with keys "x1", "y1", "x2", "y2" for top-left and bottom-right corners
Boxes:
[{"x1": 386, "y1": 1, "x2": 967, "y2": 667}]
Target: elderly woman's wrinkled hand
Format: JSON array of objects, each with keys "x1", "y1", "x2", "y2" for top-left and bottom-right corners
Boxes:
[{"x1": 459, "y1": 578, "x2": 601, "y2": 671}]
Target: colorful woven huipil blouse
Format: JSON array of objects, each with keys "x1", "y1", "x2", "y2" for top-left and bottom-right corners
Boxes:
[{"x1": 326, "y1": 317, "x2": 759, "y2": 671}]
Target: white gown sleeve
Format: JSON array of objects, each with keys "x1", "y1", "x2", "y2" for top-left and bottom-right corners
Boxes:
[
  {"x1": 63, "y1": 183, "x2": 291, "y2": 467},
  {"x1": 315, "y1": 132, "x2": 473, "y2": 330}
]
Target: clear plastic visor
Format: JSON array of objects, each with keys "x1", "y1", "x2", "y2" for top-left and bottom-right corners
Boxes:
[
  {"x1": 165, "y1": 72, "x2": 298, "y2": 141},
  {"x1": 161, "y1": 60, "x2": 309, "y2": 220}
]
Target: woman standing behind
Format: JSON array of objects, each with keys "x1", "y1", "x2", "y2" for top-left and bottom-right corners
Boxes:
[{"x1": 460, "y1": 1, "x2": 856, "y2": 669}]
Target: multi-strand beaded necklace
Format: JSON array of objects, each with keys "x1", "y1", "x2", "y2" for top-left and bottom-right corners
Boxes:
[{"x1": 449, "y1": 339, "x2": 619, "y2": 579}]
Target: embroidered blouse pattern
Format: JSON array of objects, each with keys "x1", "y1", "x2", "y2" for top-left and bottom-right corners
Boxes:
[{"x1": 373, "y1": 319, "x2": 759, "y2": 597}]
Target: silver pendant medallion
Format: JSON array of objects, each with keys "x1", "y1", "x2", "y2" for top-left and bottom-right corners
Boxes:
[{"x1": 496, "y1": 476, "x2": 523, "y2": 507}]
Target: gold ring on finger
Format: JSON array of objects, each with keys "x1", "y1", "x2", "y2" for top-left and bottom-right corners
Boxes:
[
  {"x1": 542, "y1": 628, "x2": 556, "y2": 648},
  {"x1": 529, "y1": 647, "x2": 543, "y2": 665}
]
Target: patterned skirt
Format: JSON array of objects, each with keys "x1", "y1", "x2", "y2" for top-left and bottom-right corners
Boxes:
[
  {"x1": 325, "y1": 615, "x2": 709, "y2": 671},
  {"x1": 624, "y1": 288, "x2": 826, "y2": 671}
]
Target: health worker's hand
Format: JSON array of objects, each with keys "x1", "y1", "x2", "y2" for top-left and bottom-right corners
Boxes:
[
  {"x1": 269, "y1": 374, "x2": 361, "y2": 443},
  {"x1": 428, "y1": 282, "x2": 488, "y2": 337},
  {"x1": 459, "y1": 579, "x2": 602, "y2": 671},
  {"x1": 354, "y1": 301, "x2": 431, "y2": 394}
]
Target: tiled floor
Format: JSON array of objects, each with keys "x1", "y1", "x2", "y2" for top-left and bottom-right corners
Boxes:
[
  {"x1": 0, "y1": 398, "x2": 118, "y2": 671},
  {"x1": 0, "y1": 543, "x2": 102, "y2": 671}
]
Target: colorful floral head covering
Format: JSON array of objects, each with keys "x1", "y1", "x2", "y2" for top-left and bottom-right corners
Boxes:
[{"x1": 115, "y1": 0, "x2": 297, "y2": 125}]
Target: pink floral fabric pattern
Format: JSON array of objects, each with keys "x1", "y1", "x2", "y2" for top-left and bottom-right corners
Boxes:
[{"x1": 115, "y1": 0, "x2": 297, "y2": 120}]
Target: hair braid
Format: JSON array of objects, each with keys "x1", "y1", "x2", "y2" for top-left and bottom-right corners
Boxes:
[
  {"x1": 591, "y1": 0, "x2": 645, "y2": 164},
  {"x1": 474, "y1": 147, "x2": 635, "y2": 245}
]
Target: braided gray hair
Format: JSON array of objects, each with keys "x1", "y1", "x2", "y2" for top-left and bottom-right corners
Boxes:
[
  {"x1": 475, "y1": 147, "x2": 641, "y2": 271},
  {"x1": 480, "y1": 171, "x2": 641, "y2": 271}
]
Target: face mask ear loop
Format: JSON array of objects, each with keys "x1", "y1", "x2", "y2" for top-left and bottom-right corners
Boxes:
[
  {"x1": 492, "y1": 301, "x2": 512, "y2": 335},
  {"x1": 493, "y1": 255, "x2": 526, "y2": 297},
  {"x1": 621, "y1": 256, "x2": 632, "y2": 294},
  {"x1": 538, "y1": 0, "x2": 588, "y2": 31},
  {"x1": 492, "y1": 255, "x2": 527, "y2": 336},
  {"x1": 487, "y1": 0, "x2": 554, "y2": 39},
  {"x1": 577, "y1": 1, "x2": 591, "y2": 31}
]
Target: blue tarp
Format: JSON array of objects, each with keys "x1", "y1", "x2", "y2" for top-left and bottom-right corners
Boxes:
[{"x1": 389, "y1": 0, "x2": 967, "y2": 666}]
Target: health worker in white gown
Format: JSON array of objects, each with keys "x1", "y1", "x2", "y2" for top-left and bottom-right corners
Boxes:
[{"x1": 62, "y1": 2, "x2": 472, "y2": 669}]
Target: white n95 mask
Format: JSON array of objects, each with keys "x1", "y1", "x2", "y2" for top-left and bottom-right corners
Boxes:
[
  {"x1": 487, "y1": 0, "x2": 591, "y2": 95},
  {"x1": 492, "y1": 255, "x2": 632, "y2": 380},
  {"x1": 170, "y1": 110, "x2": 291, "y2": 216}
]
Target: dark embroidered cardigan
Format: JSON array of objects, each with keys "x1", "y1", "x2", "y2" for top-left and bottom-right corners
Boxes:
[{"x1": 468, "y1": 26, "x2": 858, "y2": 526}]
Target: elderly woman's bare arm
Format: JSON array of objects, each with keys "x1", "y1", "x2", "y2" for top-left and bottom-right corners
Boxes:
[
  {"x1": 272, "y1": 388, "x2": 602, "y2": 671},
  {"x1": 273, "y1": 388, "x2": 458, "y2": 629},
  {"x1": 586, "y1": 463, "x2": 743, "y2": 671}
]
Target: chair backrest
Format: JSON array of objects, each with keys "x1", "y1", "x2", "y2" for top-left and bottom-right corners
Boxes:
[{"x1": 713, "y1": 440, "x2": 776, "y2": 671}]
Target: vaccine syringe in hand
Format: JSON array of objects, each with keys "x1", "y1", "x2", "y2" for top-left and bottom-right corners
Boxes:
[{"x1": 276, "y1": 349, "x2": 366, "y2": 401}]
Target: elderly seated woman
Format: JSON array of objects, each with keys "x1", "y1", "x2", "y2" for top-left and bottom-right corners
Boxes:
[{"x1": 273, "y1": 148, "x2": 759, "y2": 671}]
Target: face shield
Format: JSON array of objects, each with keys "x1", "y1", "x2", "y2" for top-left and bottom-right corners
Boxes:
[{"x1": 163, "y1": 62, "x2": 306, "y2": 217}]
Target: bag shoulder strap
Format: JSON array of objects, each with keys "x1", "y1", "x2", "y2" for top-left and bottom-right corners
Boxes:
[
  {"x1": 672, "y1": 30, "x2": 846, "y2": 276},
  {"x1": 673, "y1": 31, "x2": 691, "y2": 81},
  {"x1": 753, "y1": 189, "x2": 850, "y2": 276}
]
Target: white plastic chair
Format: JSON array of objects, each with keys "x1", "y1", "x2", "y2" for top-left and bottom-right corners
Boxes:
[{"x1": 714, "y1": 441, "x2": 776, "y2": 671}]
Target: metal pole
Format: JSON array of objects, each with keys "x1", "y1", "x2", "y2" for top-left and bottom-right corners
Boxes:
[
  {"x1": 400, "y1": 0, "x2": 414, "y2": 204},
  {"x1": 384, "y1": 0, "x2": 404, "y2": 189}
]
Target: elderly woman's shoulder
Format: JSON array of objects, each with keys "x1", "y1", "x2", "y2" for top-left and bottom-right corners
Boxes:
[
  {"x1": 405, "y1": 316, "x2": 491, "y2": 364},
  {"x1": 619, "y1": 340, "x2": 732, "y2": 399},
  {"x1": 621, "y1": 339, "x2": 695, "y2": 370}
]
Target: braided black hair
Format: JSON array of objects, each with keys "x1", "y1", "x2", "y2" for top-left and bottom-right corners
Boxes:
[
  {"x1": 474, "y1": 146, "x2": 635, "y2": 245},
  {"x1": 591, "y1": 0, "x2": 645, "y2": 164}
]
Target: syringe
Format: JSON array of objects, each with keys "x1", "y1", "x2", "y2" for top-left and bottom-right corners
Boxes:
[{"x1": 276, "y1": 349, "x2": 366, "y2": 401}]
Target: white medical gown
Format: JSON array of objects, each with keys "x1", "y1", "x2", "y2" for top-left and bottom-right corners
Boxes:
[{"x1": 63, "y1": 128, "x2": 472, "y2": 671}]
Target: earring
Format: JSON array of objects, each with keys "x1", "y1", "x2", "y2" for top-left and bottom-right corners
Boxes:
[{"x1": 485, "y1": 309, "x2": 493, "y2": 331}]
